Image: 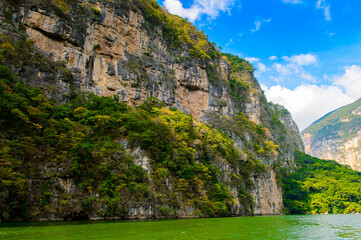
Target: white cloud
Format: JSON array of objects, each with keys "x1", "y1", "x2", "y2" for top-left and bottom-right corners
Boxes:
[
  {"x1": 195, "y1": 0, "x2": 234, "y2": 17},
  {"x1": 163, "y1": 0, "x2": 201, "y2": 22},
  {"x1": 257, "y1": 63, "x2": 267, "y2": 73},
  {"x1": 252, "y1": 18, "x2": 271, "y2": 32},
  {"x1": 300, "y1": 72, "x2": 317, "y2": 82},
  {"x1": 273, "y1": 63, "x2": 294, "y2": 76},
  {"x1": 163, "y1": 0, "x2": 234, "y2": 22},
  {"x1": 242, "y1": 57, "x2": 268, "y2": 76},
  {"x1": 254, "y1": 63, "x2": 269, "y2": 77},
  {"x1": 263, "y1": 84, "x2": 352, "y2": 131},
  {"x1": 334, "y1": 65, "x2": 361, "y2": 99},
  {"x1": 269, "y1": 56, "x2": 277, "y2": 61},
  {"x1": 252, "y1": 20, "x2": 262, "y2": 32},
  {"x1": 263, "y1": 65, "x2": 361, "y2": 131},
  {"x1": 225, "y1": 38, "x2": 233, "y2": 48},
  {"x1": 270, "y1": 53, "x2": 318, "y2": 84},
  {"x1": 316, "y1": 0, "x2": 331, "y2": 21},
  {"x1": 282, "y1": 53, "x2": 318, "y2": 66},
  {"x1": 245, "y1": 57, "x2": 260, "y2": 63},
  {"x1": 271, "y1": 54, "x2": 318, "y2": 85},
  {"x1": 282, "y1": 0, "x2": 303, "y2": 4}
]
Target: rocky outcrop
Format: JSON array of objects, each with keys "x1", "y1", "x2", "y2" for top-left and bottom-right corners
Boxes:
[
  {"x1": 268, "y1": 103, "x2": 305, "y2": 167},
  {"x1": 302, "y1": 98, "x2": 361, "y2": 171},
  {"x1": 13, "y1": 4, "x2": 225, "y2": 119},
  {"x1": 252, "y1": 170, "x2": 282, "y2": 215},
  {"x1": 0, "y1": 0, "x2": 304, "y2": 219},
  {"x1": 7, "y1": 1, "x2": 277, "y2": 123}
]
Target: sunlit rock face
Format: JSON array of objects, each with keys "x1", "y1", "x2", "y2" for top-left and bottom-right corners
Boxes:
[
  {"x1": 302, "y1": 98, "x2": 361, "y2": 171},
  {"x1": 0, "y1": 0, "x2": 304, "y2": 220}
]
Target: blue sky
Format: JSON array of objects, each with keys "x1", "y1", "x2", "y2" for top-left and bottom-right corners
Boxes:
[{"x1": 157, "y1": 0, "x2": 361, "y2": 130}]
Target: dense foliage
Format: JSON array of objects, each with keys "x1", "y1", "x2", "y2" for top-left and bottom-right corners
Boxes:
[
  {"x1": 0, "y1": 0, "x2": 299, "y2": 222},
  {"x1": 134, "y1": 0, "x2": 221, "y2": 60},
  {"x1": 221, "y1": 53, "x2": 253, "y2": 101},
  {"x1": 283, "y1": 151, "x2": 361, "y2": 215},
  {"x1": 223, "y1": 53, "x2": 253, "y2": 74},
  {"x1": 0, "y1": 66, "x2": 269, "y2": 221}
]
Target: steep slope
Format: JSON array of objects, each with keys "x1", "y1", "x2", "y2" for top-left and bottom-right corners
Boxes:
[
  {"x1": 302, "y1": 98, "x2": 361, "y2": 171},
  {"x1": 0, "y1": 0, "x2": 303, "y2": 221},
  {"x1": 283, "y1": 151, "x2": 361, "y2": 214}
]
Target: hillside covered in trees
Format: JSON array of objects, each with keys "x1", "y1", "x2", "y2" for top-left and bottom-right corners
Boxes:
[
  {"x1": 0, "y1": 64, "x2": 278, "y2": 221},
  {"x1": 283, "y1": 151, "x2": 361, "y2": 215},
  {"x1": 0, "y1": 0, "x2": 305, "y2": 221}
]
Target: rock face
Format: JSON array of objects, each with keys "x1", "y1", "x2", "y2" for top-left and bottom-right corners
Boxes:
[
  {"x1": 251, "y1": 170, "x2": 282, "y2": 215},
  {"x1": 14, "y1": 3, "x2": 230, "y2": 119},
  {"x1": 0, "y1": 0, "x2": 304, "y2": 220},
  {"x1": 302, "y1": 98, "x2": 361, "y2": 171}
]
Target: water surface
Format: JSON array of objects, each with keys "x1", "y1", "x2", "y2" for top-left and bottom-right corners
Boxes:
[{"x1": 1, "y1": 214, "x2": 361, "y2": 239}]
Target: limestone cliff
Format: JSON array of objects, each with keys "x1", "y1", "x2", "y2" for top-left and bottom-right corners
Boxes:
[
  {"x1": 0, "y1": 0, "x2": 304, "y2": 221},
  {"x1": 302, "y1": 98, "x2": 361, "y2": 171}
]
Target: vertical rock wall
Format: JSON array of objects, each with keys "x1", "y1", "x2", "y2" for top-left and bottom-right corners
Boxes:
[{"x1": 1, "y1": 0, "x2": 305, "y2": 217}]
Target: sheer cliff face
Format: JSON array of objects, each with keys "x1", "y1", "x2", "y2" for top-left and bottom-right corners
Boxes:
[
  {"x1": 303, "y1": 131, "x2": 361, "y2": 171},
  {"x1": 302, "y1": 99, "x2": 361, "y2": 171},
  {"x1": 10, "y1": 1, "x2": 270, "y2": 121},
  {"x1": 1, "y1": 0, "x2": 304, "y2": 219},
  {"x1": 15, "y1": 3, "x2": 232, "y2": 120}
]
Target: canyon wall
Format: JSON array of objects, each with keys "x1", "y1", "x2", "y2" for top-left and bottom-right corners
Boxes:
[
  {"x1": 0, "y1": 0, "x2": 304, "y2": 220},
  {"x1": 302, "y1": 98, "x2": 361, "y2": 171}
]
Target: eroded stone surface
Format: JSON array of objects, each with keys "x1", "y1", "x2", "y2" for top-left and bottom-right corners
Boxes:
[{"x1": 2, "y1": 1, "x2": 305, "y2": 218}]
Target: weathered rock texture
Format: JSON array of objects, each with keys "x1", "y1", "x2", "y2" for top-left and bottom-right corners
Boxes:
[
  {"x1": 0, "y1": 0, "x2": 304, "y2": 220},
  {"x1": 302, "y1": 98, "x2": 361, "y2": 171}
]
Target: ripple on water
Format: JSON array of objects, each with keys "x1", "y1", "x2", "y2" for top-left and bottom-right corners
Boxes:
[{"x1": 1, "y1": 214, "x2": 361, "y2": 240}]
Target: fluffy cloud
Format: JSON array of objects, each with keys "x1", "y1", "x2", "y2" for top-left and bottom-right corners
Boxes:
[
  {"x1": 251, "y1": 19, "x2": 271, "y2": 32},
  {"x1": 334, "y1": 65, "x2": 361, "y2": 99},
  {"x1": 263, "y1": 65, "x2": 361, "y2": 131},
  {"x1": 163, "y1": 0, "x2": 234, "y2": 22},
  {"x1": 271, "y1": 53, "x2": 318, "y2": 83},
  {"x1": 282, "y1": 0, "x2": 303, "y2": 4},
  {"x1": 282, "y1": 53, "x2": 318, "y2": 66},
  {"x1": 254, "y1": 63, "x2": 269, "y2": 77},
  {"x1": 269, "y1": 56, "x2": 277, "y2": 61},
  {"x1": 163, "y1": 0, "x2": 200, "y2": 22},
  {"x1": 316, "y1": 0, "x2": 331, "y2": 21},
  {"x1": 273, "y1": 63, "x2": 294, "y2": 76},
  {"x1": 257, "y1": 63, "x2": 267, "y2": 73},
  {"x1": 263, "y1": 84, "x2": 352, "y2": 131},
  {"x1": 245, "y1": 57, "x2": 260, "y2": 63},
  {"x1": 300, "y1": 72, "x2": 317, "y2": 82},
  {"x1": 243, "y1": 57, "x2": 268, "y2": 76}
]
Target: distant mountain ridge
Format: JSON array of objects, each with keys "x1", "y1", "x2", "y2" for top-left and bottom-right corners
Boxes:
[{"x1": 302, "y1": 98, "x2": 361, "y2": 171}]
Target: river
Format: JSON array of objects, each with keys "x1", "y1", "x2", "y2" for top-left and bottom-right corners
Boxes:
[{"x1": 1, "y1": 214, "x2": 361, "y2": 239}]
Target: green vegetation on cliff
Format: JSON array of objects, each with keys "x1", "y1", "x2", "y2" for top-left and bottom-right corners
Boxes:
[
  {"x1": 0, "y1": 65, "x2": 272, "y2": 221},
  {"x1": 0, "y1": 0, "x2": 305, "y2": 222},
  {"x1": 283, "y1": 151, "x2": 361, "y2": 215},
  {"x1": 135, "y1": 0, "x2": 221, "y2": 60},
  {"x1": 4, "y1": 0, "x2": 221, "y2": 61},
  {"x1": 302, "y1": 98, "x2": 361, "y2": 141}
]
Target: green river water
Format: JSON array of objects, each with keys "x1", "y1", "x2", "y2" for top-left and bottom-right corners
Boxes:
[{"x1": 1, "y1": 214, "x2": 361, "y2": 239}]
